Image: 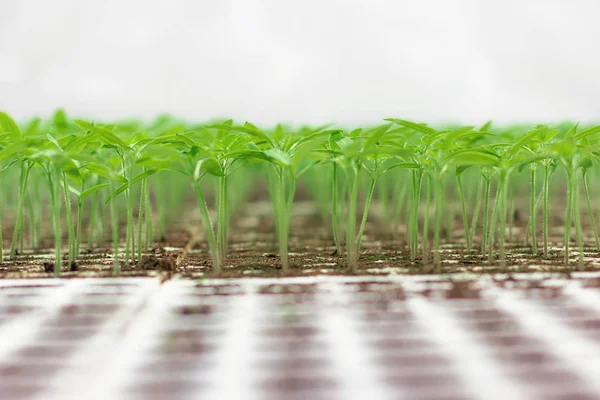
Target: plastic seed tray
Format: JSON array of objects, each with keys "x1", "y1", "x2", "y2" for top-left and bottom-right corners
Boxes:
[{"x1": 2, "y1": 273, "x2": 600, "y2": 399}]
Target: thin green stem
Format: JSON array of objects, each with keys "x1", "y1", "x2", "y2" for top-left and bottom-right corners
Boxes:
[
  {"x1": 444, "y1": 180, "x2": 453, "y2": 243},
  {"x1": 433, "y1": 176, "x2": 442, "y2": 271},
  {"x1": 583, "y1": 171, "x2": 600, "y2": 250},
  {"x1": 145, "y1": 178, "x2": 153, "y2": 251},
  {"x1": 62, "y1": 172, "x2": 76, "y2": 265},
  {"x1": 137, "y1": 176, "x2": 146, "y2": 266},
  {"x1": 10, "y1": 162, "x2": 31, "y2": 259},
  {"x1": 457, "y1": 174, "x2": 471, "y2": 251},
  {"x1": 411, "y1": 170, "x2": 423, "y2": 260},
  {"x1": 573, "y1": 169, "x2": 584, "y2": 266},
  {"x1": 125, "y1": 164, "x2": 134, "y2": 267},
  {"x1": 26, "y1": 183, "x2": 35, "y2": 250},
  {"x1": 276, "y1": 169, "x2": 289, "y2": 271},
  {"x1": 469, "y1": 175, "x2": 483, "y2": 251},
  {"x1": 564, "y1": 169, "x2": 574, "y2": 265},
  {"x1": 33, "y1": 174, "x2": 41, "y2": 249},
  {"x1": 75, "y1": 181, "x2": 85, "y2": 258},
  {"x1": 192, "y1": 180, "x2": 220, "y2": 272},
  {"x1": 498, "y1": 174, "x2": 508, "y2": 266},
  {"x1": 46, "y1": 170, "x2": 61, "y2": 276},
  {"x1": 423, "y1": 175, "x2": 431, "y2": 263},
  {"x1": 346, "y1": 165, "x2": 360, "y2": 273},
  {"x1": 530, "y1": 167, "x2": 538, "y2": 253},
  {"x1": 0, "y1": 174, "x2": 3, "y2": 263},
  {"x1": 110, "y1": 181, "x2": 120, "y2": 275},
  {"x1": 488, "y1": 177, "x2": 503, "y2": 264},
  {"x1": 332, "y1": 163, "x2": 343, "y2": 254},
  {"x1": 508, "y1": 185, "x2": 515, "y2": 242},
  {"x1": 356, "y1": 177, "x2": 376, "y2": 252},
  {"x1": 88, "y1": 188, "x2": 99, "y2": 249},
  {"x1": 217, "y1": 174, "x2": 228, "y2": 263},
  {"x1": 482, "y1": 177, "x2": 491, "y2": 257},
  {"x1": 543, "y1": 163, "x2": 550, "y2": 257}
]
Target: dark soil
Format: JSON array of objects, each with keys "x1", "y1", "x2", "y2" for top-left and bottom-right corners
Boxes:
[{"x1": 0, "y1": 199, "x2": 599, "y2": 279}]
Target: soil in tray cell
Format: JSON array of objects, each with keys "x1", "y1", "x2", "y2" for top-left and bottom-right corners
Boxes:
[
  {"x1": 492, "y1": 347, "x2": 559, "y2": 367},
  {"x1": 260, "y1": 375, "x2": 338, "y2": 399},
  {"x1": 349, "y1": 284, "x2": 406, "y2": 303},
  {"x1": 258, "y1": 283, "x2": 319, "y2": 295},
  {"x1": 0, "y1": 383, "x2": 43, "y2": 400},
  {"x1": 507, "y1": 366, "x2": 585, "y2": 389},
  {"x1": 0, "y1": 362, "x2": 61, "y2": 380},
  {"x1": 421, "y1": 281, "x2": 482, "y2": 300},
  {"x1": 375, "y1": 352, "x2": 453, "y2": 370},
  {"x1": 481, "y1": 333, "x2": 542, "y2": 349},
  {"x1": 453, "y1": 307, "x2": 508, "y2": 321},
  {"x1": 126, "y1": 379, "x2": 205, "y2": 400},
  {"x1": 464, "y1": 317, "x2": 521, "y2": 334},
  {"x1": 366, "y1": 337, "x2": 434, "y2": 352},
  {"x1": 59, "y1": 303, "x2": 122, "y2": 316},
  {"x1": 258, "y1": 325, "x2": 321, "y2": 339},
  {"x1": 254, "y1": 356, "x2": 331, "y2": 372},
  {"x1": 358, "y1": 309, "x2": 414, "y2": 322},
  {"x1": 44, "y1": 314, "x2": 109, "y2": 329},
  {"x1": 16, "y1": 344, "x2": 77, "y2": 361},
  {"x1": 383, "y1": 369, "x2": 468, "y2": 400},
  {"x1": 256, "y1": 339, "x2": 329, "y2": 355},
  {"x1": 136, "y1": 358, "x2": 212, "y2": 376},
  {"x1": 192, "y1": 284, "x2": 244, "y2": 296},
  {"x1": 566, "y1": 317, "x2": 600, "y2": 332},
  {"x1": 531, "y1": 389, "x2": 600, "y2": 400},
  {"x1": 546, "y1": 306, "x2": 599, "y2": 320},
  {"x1": 36, "y1": 327, "x2": 98, "y2": 342},
  {"x1": 156, "y1": 330, "x2": 219, "y2": 356}
]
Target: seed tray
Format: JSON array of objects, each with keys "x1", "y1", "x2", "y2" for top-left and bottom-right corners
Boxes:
[{"x1": 1, "y1": 273, "x2": 600, "y2": 399}]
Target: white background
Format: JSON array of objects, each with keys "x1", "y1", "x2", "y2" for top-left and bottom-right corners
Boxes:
[{"x1": 1, "y1": 0, "x2": 599, "y2": 125}]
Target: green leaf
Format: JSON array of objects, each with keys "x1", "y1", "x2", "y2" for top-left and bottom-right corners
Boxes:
[
  {"x1": 74, "y1": 119, "x2": 94, "y2": 132},
  {"x1": 24, "y1": 118, "x2": 41, "y2": 136},
  {"x1": 105, "y1": 169, "x2": 158, "y2": 203},
  {"x1": 335, "y1": 137, "x2": 353, "y2": 151},
  {"x1": 445, "y1": 150, "x2": 500, "y2": 167},
  {"x1": 575, "y1": 125, "x2": 600, "y2": 140},
  {"x1": 579, "y1": 158, "x2": 593, "y2": 170},
  {"x1": 455, "y1": 165, "x2": 471, "y2": 176},
  {"x1": 82, "y1": 162, "x2": 116, "y2": 179},
  {"x1": 0, "y1": 142, "x2": 26, "y2": 161},
  {"x1": 47, "y1": 134, "x2": 63, "y2": 151},
  {"x1": 264, "y1": 148, "x2": 292, "y2": 167},
  {"x1": 379, "y1": 161, "x2": 418, "y2": 176},
  {"x1": 79, "y1": 183, "x2": 110, "y2": 199},
  {"x1": 479, "y1": 121, "x2": 493, "y2": 132},
  {"x1": 0, "y1": 112, "x2": 22, "y2": 139},
  {"x1": 68, "y1": 185, "x2": 81, "y2": 197},
  {"x1": 200, "y1": 158, "x2": 224, "y2": 177},
  {"x1": 93, "y1": 126, "x2": 129, "y2": 149},
  {"x1": 364, "y1": 124, "x2": 392, "y2": 150},
  {"x1": 384, "y1": 118, "x2": 437, "y2": 135},
  {"x1": 565, "y1": 123, "x2": 579, "y2": 139},
  {"x1": 52, "y1": 109, "x2": 69, "y2": 130},
  {"x1": 54, "y1": 155, "x2": 83, "y2": 186}
]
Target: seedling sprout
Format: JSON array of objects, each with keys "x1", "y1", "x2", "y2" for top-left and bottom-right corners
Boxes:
[{"x1": 0, "y1": 110, "x2": 598, "y2": 274}]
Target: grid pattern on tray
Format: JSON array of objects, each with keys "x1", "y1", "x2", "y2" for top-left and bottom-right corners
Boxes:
[{"x1": 0, "y1": 274, "x2": 600, "y2": 399}]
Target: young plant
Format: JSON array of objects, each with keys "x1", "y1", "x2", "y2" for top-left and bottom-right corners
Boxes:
[
  {"x1": 211, "y1": 122, "x2": 334, "y2": 272},
  {"x1": 549, "y1": 124, "x2": 600, "y2": 265},
  {"x1": 167, "y1": 122, "x2": 255, "y2": 273},
  {"x1": 325, "y1": 124, "x2": 416, "y2": 272},
  {"x1": 386, "y1": 119, "x2": 486, "y2": 270}
]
